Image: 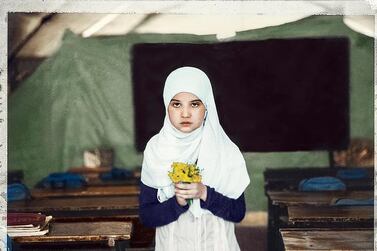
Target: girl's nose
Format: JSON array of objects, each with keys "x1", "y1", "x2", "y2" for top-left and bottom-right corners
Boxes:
[{"x1": 181, "y1": 107, "x2": 191, "y2": 118}]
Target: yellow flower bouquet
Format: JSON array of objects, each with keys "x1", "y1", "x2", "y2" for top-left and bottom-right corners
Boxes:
[{"x1": 168, "y1": 162, "x2": 202, "y2": 205}]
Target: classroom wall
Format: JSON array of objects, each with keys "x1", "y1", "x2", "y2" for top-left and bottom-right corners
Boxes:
[
  {"x1": 234, "y1": 15, "x2": 374, "y2": 211},
  {"x1": 8, "y1": 15, "x2": 373, "y2": 211}
]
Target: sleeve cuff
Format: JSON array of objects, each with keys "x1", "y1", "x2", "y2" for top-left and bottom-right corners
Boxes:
[
  {"x1": 200, "y1": 185, "x2": 214, "y2": 209},
  {"x1": 171, "y1": 196, "x2": 190, "y2": 214}
]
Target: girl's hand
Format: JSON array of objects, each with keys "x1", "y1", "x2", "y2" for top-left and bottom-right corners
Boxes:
[
  {"x1": 176, "y1": 194, "x2": 188, "y2": 207},
  {"x1": 174, "y1": 182, "x2": 207, "y2": 202}
]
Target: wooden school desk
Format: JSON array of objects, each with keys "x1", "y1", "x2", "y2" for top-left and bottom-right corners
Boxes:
[
  {"x1": 264, "y1": 167, "x2": 373, "y2": 191},
  {"x1": 264, "y1": 167, "x2": 374, "y2": 251},
  {"x1": 280, "y1": 228, "x2": 374, "y2": 251},
  {"x1": 265, "y1": 189, "x2": 373, "y2": 251},
  {"x1": 8, "y1": 195, "x2": 155, "y2": 249},
  {"x1": 68, "y1": 166, "x2": 141, "y2": 186},
  {"x1": 8, "y1": 195, "x2": 139, "y2": 218},
  {"x1": 286, "y1": 205, "x2": 373, "y2": 227},
  {"x1": 31, "y1": 185, "x2": 140, "y2": 199},
  {"x1": 12, "y1": 221, "x2": 132, "y2": 251},
  {"x1": 264, "y1": 167, "x2": 373, "y2": 180},
  {"x1": 267, "y1": 190, "x2": 373, "y2": 207}
]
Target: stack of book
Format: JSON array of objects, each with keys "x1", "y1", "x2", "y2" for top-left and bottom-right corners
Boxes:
[{"x1": 7, "y1": 213, "x2": 52, "y2": 237}]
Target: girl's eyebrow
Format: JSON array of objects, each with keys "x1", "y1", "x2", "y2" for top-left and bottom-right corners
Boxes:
[{"x1": 170, "y1": 99, "x2": 202, "y2": 103}]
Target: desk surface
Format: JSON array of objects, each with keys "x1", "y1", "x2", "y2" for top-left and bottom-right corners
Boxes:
[
  {"x1": 8, "y1": 195, "x2": 139, "y2": 214},
  {"x1": 264, "y1": 167, "x2": 373, "y2": 190},
  {"x1": 67, "y1": 166, "x2": 141, "y2": 187},
  {"x1": 280, "y1": 228, "x2": 373, "y2": 250},
  {"x1": 267, "y1": 190, "x2": 373, "y2": 206},
  {"x1": 264, "y1": 167, "x2": 373, "y2": 180},
  {"x1": 287, "y1": 205, "x2": 373, "y2": 223},
  {"x1": 31, "y1": 185, "x2": 140, "y2": 199},
  {"x1": 13, "y1": 221, "x2": 132, "y2": 244},
  {"x1": 265, "y1": 178, "x2": 373, "y2": 191},
  {"x1": 68, "y1": 166, "x2": 112, "y2": 173},
  {"x1": 86, "y1": 177, "x2": 140, "y2": 187}
]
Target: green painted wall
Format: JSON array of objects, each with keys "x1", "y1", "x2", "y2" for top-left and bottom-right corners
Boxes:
[{"x1": 9, "y1": 16, "x2": 373, "y2": 211}]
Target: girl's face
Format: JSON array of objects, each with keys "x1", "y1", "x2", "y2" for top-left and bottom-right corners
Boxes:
[{"x1": 168, "y1": 92, "x2": 206, "y2": 133}]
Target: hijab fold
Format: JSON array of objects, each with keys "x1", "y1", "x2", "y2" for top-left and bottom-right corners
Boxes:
[{"x1": 141, "y1": 66, "x2": 250, "y2": 218}]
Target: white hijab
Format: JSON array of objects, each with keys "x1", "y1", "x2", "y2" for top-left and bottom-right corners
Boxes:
[{"x1": 141, "y1": 66, "x2": 250, "y2": 218}]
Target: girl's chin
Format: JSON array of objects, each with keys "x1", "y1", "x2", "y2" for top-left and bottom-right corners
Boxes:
[
  {"x1": 173, "y1": 123, "x2": 202, "y2": 133},
  {"x1": 178, "y1": 127, "x2": 193, "y2": 133},
  {"x1": 177, "y1": 125, "x2": 198, "y2": 133}
]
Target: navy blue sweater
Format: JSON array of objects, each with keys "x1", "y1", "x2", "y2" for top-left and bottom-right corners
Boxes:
[{"x1": 139, "y1": 182, "x2": 246, "y2": 227}]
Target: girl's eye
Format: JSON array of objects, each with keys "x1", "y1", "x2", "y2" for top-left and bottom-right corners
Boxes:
[
  {"x1": 191, "y1": 102, "x2": 201, "y2": 108},
  {"x1": 171, "y1": 102, "x2": 181, "y2": 108}
]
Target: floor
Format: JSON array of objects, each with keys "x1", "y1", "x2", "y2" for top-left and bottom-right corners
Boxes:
[
  {"x1": 236, "y1": 211, "x2": 268, "y2": 251},
  {"x1": 236, "y1": 225, "x2": 267, "y2": 251}
]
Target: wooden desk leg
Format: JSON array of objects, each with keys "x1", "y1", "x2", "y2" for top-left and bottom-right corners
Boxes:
[
  {"x1": 267, "y1": 198, "x2": 285, "y2": 251},
  {"x1": 116, "y1": 240, "x2": 130, "y2": 251},
  {"x1": 12, "y1": 241, "x2": 21, "y2": 251}
]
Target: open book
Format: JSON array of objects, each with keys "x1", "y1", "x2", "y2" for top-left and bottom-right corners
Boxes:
[{"x1": 8, "y1": 213, "x2": 52, "y2": 237}]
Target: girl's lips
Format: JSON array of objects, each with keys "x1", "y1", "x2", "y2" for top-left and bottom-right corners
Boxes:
[{"x1": 180, "y1": 122, "x2": 192, "y2": 125}]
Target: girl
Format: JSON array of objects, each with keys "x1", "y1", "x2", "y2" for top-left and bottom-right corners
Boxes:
[{"x1": 140, "y1": 66, "x2": 250, "y2": 251}]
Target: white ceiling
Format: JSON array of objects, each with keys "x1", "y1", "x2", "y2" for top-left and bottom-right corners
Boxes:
[
  {"x1": 8, "y1": 12, "x2": 375, "y2": 58},
  {"x1": 4, "y1": 1, "x2": 376, "y2": 92}
]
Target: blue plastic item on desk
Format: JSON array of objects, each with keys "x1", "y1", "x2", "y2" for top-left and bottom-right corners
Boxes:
[
  {"x1": 336, "y1": 168, "x2": 368, "y2": 180},
  {"x1": 100, "y1": 167, "x2": 133, "y2": 181},
  {"x1": 36, "y1": 172, "x2": 87, "y2": 189},
  {"x1": 334, "y1": 198, "x2": 374, "y2": 206},
  {"x1": 298, "y1": 176, "x2": 346, "y2": 192},
  {"x1": 7, "y1": 183, "x2": 30, "y2": 202}
]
